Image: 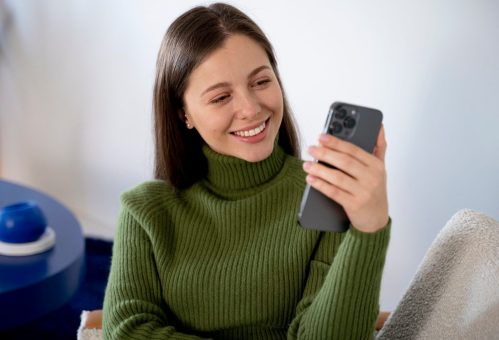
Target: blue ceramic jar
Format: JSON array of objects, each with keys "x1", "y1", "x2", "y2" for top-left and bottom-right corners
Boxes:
[{"x1": 0, "y1": 201, "x2": 47, "y2": 244}]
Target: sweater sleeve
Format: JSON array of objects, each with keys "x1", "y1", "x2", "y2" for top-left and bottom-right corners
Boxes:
[
  {"x1": 287, "y1": 220, "x2": 391, "y2": 340},
  {"x1": 102, "y1": 207, "x2": 212, "y2": 340}
]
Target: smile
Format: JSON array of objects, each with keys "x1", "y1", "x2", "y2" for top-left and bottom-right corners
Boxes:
[{"x1": 232, "y1": 120, "x2": 267, "y2": 137}]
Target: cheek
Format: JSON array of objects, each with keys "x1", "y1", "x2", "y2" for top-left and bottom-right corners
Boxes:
[
  {"x1": 195, "y1": 112, "x2": 233, "y2": 137},
  {"x1": 265, "y1": 85, "x2": 284, "y2": 113}
]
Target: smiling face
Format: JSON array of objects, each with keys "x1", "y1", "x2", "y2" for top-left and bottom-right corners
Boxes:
[{"x1": 182, "y1": 34, "x2": 284, "y2": 162}]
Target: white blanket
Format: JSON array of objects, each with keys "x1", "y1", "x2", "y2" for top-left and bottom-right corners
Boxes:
[{"x1": 376, "y1": 209, "x2": 499, "y2": 339}]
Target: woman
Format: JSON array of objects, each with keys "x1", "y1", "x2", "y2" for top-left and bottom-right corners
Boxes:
[{"x1": 103, "y1": 3, "x2": 390, "y2": 339}]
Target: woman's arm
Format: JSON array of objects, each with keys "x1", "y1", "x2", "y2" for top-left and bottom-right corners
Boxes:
[
  {"x1": 288, "y1": 127, "x2": 391, "y2": 338},
  {"x1": 103, "y1": 207, "x2": 212, "y2": 340},
  {"x1": 287, "y1": 221, "x2": 391, "y2": 339}
]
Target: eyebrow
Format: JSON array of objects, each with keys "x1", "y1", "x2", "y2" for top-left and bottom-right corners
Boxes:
[{"x1": 201, "y1": 65, "x2": 271, "y2": 96}]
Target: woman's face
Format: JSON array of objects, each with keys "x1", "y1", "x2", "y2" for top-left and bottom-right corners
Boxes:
[{"x1": 183, "y1": 34, "x2": 284, "y2": 162}]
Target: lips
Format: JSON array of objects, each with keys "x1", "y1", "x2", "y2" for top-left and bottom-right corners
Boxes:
[
  {"x1": 232, "y1": 121, "x2": 266, "y2": 137},
  {"x1": 231, "y1": 118, "x2": 269, "y2": 137}
]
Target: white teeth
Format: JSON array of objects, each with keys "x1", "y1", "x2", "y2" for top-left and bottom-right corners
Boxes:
[{"x1": 233, "y1": 121, "x2": 266, "y2": 137}]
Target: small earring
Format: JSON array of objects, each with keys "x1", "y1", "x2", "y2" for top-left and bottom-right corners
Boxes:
[{"x1": 184, "y1": 113, "x2": 193, "y2": 129}]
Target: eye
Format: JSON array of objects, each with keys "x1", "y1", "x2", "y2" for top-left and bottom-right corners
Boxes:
[
  {"x1": 211, "y1": 94, "x2": 231, "y2": 104},
  {"x1": 252, "y1": 78, "x2": 271, "y2": 88}
]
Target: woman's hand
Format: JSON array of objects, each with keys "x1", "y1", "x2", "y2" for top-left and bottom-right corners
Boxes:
[{"x1": 303, "y1": 126, "x2": 389, "y2": 233}]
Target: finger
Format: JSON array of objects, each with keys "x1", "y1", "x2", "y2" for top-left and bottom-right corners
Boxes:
[
  {"x1": 318, "y1": 133, "x2": 373, "y2": 166},
  {"x1": 373, "y1": 125, "x2": 387, "y2": 161},
  {"x1": 305, "y1": 174, "x2": 353, "y2": 207},
  {"x1": 303, "y1": 161, "x2": 360, "y2": 195},
  {"x1": 308, "y1": 145, "x2": 365, "y2": 180}
]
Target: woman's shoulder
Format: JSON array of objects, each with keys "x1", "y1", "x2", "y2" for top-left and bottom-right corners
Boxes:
[
  {"x1": 120, "y1": 180, "x2": 177, "y2": 217},
  {"x1": 122, "y1": 179, "x2": 175, "y2": 200}
]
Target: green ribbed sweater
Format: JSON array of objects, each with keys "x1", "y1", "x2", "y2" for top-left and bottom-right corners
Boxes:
[{"x1": 103, "y1": 142, "x2": 391, "y2": 340}]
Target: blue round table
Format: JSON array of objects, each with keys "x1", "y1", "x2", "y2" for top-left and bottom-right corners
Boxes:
[{"x1": 0, "y1": 180, "x2": 85, "y2": 331}]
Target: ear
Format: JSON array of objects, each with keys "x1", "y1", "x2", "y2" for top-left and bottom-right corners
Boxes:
[{"x1": 183, "y1": 110, "x2": 194, "y2": 129}]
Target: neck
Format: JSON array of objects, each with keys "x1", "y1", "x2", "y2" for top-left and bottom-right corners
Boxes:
[{"x1": 201, "y1": 139, "x2": 286, "y2": 194}]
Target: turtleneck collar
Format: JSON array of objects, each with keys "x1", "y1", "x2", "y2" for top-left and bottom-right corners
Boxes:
[{"x1": 201, "y1": 138, "x2": 287, "y2": 196}]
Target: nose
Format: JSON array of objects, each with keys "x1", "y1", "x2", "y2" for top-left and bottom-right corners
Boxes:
[{"x1": 234, "y1": 90, "x2": 261, "y2": 120}]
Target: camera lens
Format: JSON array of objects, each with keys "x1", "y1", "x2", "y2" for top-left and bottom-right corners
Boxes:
[
  {"x1": 343, "y1": 117, "x2": 356, "y2": 129},
  {"x1": 331, "y1": 121, "x2": 342, "y2": 134},
  {"x1": 335, "y1": 108, "x2": 347, "y2": 119}
]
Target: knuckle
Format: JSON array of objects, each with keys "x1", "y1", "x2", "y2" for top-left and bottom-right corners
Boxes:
[
  {"x1": 307, "y1": 163, "x2": 318, "y2": 175},
  {"x1": 316, "y1": 147, "x2": 326, "y2": 159},
  {"x1": 350, "y1": 146, "x2": 361, "y2": 159},
  {"x1": 315, "y1": 163, "x2": 327, "y2": 177},
  {"x1": 340, "y1": 155, "x2": 353, "y2": 168},
  {"x1": 329, "y1": 135, "x2": 340, "y2": 147},
  {"x1": 313, "y1": 177, "x2": 325, "y2": 191},
  {"x1": 332, "y1": 172, "x2": 342, "y2": 186},
  {"x1": 333, "y1": 154, "x2": 343, "y2": 167},
  {"x1": 326, "y1": 185, "x2": 339, "y2": 199}
]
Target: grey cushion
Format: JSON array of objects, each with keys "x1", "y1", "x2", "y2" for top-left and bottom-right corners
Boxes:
[{"x1": 376, "y1": 209, "x2": 499, "y2": 339}]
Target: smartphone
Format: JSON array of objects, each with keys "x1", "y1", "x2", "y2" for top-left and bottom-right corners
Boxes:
[{"x1": 298, "y1": 102, "x2": 383, "y2": 232}]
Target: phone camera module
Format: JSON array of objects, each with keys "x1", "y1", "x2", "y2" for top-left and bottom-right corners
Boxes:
[
  {"x1": 331, "y1": 121, "x2": 342, "y2": 134},
  {"x1": 343, "y1": 117, "x2": 356, "y2": 129},
  {"x1": 335, "y1": 108, "x2": 347, "y2": 119}
]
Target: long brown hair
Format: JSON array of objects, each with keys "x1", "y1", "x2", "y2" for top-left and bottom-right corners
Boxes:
[{"x1": 153, "y1": 2, "x2": 300, "y2": 190}]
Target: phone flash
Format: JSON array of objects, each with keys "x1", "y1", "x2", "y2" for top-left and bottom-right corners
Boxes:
[{"x1": 351, "y1": 110, "x2": 357, "y2": 115}]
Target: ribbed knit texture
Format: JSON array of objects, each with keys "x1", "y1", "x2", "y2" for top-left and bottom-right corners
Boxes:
[{"x1": 103, "y1": 142, "x2": 391, "y2": 340}]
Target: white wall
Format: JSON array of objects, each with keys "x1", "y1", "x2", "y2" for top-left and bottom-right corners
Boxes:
[{"x1": 1, "y1": 0, "x2": 498, "y2": 311}]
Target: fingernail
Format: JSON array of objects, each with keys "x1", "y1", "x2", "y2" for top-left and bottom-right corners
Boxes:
[
  {"x1": 303, "y1": 161, "x2": 312, "y2": 170},
  {"x1": 308, "y1": 146, "x2": 316, "y2": 154}
]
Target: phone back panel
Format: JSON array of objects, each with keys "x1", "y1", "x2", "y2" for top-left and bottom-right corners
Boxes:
[{"x1": 298, "y1": 102, "x2": 383, "y2": 232}]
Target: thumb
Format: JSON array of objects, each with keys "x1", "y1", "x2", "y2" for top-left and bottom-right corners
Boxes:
[{"x1": 373, "y1": 125, "x2": 387, "y2": 161}]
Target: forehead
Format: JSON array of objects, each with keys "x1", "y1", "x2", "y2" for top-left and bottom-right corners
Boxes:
[{"x1": 187, "y1": 34, "x2": 272, "y2": 91}]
